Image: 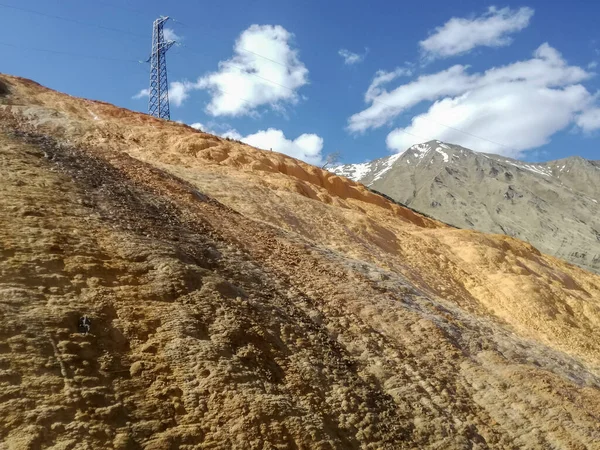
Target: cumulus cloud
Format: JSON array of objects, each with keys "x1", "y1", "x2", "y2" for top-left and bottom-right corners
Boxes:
[
  {"x1": 190, "y1": 126, "x2": 324, "y2": 165},
  {"x1": 132, "y1": 81, "x2": 189, "y2": 108},
  {"x1": 169, "y1": 81, "x2": 193, "y2": 107},
  {"x1": 386, "y1": 84, "x2": 590, "y2": 157},
  {"x1": 349, "y1": 43, "x2": 597, "y2": 157},
  {"x1": 163, "y1": 28, "x2": 181, "y2": 42},
  {"x1": 349, "y1": 65, "x2": 477, "y2": 132},
  {"x1": 132, "y1": 88, "x2": 150, "y2": 99},
  {"x1": 338, "y1": 48, "x2": 367, "y2": 65},
  {"x1": 420, "y1": 6, "x2": 534, "y2": 60},
  {"x1": 134, "y1": 25, "x2": 307, "y2": 115},
  {"x1": 190, "y1": 122, "x2": 240, "y2": 138},
  {"x1": 190, "y1": 122, "x2": 217, "y2": 134},
  {"x1": 365, "y1": 68, "x2": 412, "y2": 101},
  {"x1": 240, "y1": 128, "x2": 324, "y2": 165},
  {"x1": 576, "y1": 108, "x2": 600, "y2": 133},
  {"x1": 221, "y1": 129, "x2": 244, "y2": 140},
  {"x1": 189, "y1": 24, "x2": 309, "y2": 116},
  {"x1": 151, "y1": 25, "x2": 307, "y2": 114}
]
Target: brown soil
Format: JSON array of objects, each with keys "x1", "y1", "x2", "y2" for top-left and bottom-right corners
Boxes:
[{"x1": 1, "y1": 74, "x2": 599, "y2": 449}]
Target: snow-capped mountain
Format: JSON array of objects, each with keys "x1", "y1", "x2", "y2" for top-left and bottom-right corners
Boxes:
[{"x1": 331, "y1": 140, "x2": 600, "y2": 274}]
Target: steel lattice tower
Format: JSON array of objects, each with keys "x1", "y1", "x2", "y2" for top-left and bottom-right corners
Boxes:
[{"x1": 148, "y1": 16, "x2": 176, "y2": 120}]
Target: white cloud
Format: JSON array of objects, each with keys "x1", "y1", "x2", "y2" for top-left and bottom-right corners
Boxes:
[
  {"x1": 190, "y1": 121, "x2": 242, "y2": 136},
  {"x1": 132, "y1": 88, "x2": 150, "y2": 99},
  {"x1": 163, "y1": 28, "x2": 181, "y2": 42},
  {"x1": 588, "y1": 61, "x2": 598, "y2": 69},
  {"x1": 349, "y1": 65, "x2": 476, "y2": 132},
  {"x1": 135, "y1": 25, "x2": 307, "y2": 114},
  {"x1": 420, "y1": 6, "x2": 534, "y2": 60},
  {"x1": 386, "y1": 84, "x2": 590, "y2": 157},
  {"x1": 349, "y1": 43, "x2": 597, "y2": 157},
  {"x1": 132, "y1": 81, "x2": 189, "y2": 107},
  {"x1": 190, "y1": 122, "x2": 215, "y2": 134},
  {"x1": 338, "y1": 48, "x2": 367, "y2": 65},
  {"x1": 365, "y1": 68, "x2": 412, "y2": 101},
  {"x1": 221, "y1": 129, "x2": 244, "y2": 140},
  {"x1": 240, "y1": 128, "x2": 323, "y2": 165},
  {"x1": 191, "y1": 127, "x2": 323, "y2": 165},
  {"x1": 190, "y1": 122, "x2": 240, "y2": 138},
  {"x1": 188, "y1": 124, "x2": 323, "y2": 164},
  {"x1": 191, "y1": 24, "x2": 308, "y2": 116},
  {"x1": 169, "y1": 81, "x2": 192, "y2": 107},
  {"x1": 576, "y1": 108, "x2": 600, "y2": 133}
]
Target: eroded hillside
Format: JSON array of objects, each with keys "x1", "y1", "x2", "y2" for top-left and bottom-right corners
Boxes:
[{"x1": 1, "y1": 74, "x2": 600, "y2": 449}]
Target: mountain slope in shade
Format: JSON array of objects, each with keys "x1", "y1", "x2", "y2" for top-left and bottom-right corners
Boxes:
[
  {"x1": 2, "y1": 75, "x2": 600, "y2": 449},
  {"x1": 332, "y1": 141, "x2": 600, "y2": 274}
]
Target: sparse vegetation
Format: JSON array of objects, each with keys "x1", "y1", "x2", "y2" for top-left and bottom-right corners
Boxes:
[{"x1": 322, "y1": 151, "x2": 341, "y2": 169}]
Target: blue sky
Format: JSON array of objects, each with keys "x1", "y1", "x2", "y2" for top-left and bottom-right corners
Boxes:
[{"x1": 1, "y1": 0, "x2": 599, "y2": 165}]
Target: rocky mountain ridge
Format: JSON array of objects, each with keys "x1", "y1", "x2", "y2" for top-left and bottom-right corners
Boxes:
[{"x1": 332, "y1": 141, "x2": 600, "y2": 274}]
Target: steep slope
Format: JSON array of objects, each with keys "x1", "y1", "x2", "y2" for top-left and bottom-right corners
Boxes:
[
  {"x1": 1, "y1": 74, "x2": 600, "y2": 449},
  {"x1": 332, "y1": 141, "x2": 600, "y2": 274}
]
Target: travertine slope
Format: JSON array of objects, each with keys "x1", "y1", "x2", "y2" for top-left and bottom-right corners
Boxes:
[
  {"x1": 1, "y1": 74, "x2": 600, "y2": 449},
  {"x1": 332, "y1": 141, "x2": 600, "y2": 274}
]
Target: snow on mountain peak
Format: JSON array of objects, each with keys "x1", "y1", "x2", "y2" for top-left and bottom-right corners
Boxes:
[
  {"x1": 435, "y1": 147, "x2": 450, "y2": 163},
  {"x1": 371, "y1": 152, "x2": 403, "y2": 183},
  {"x1": 409, "y1": 143, "x2": 431, "y2": 154}
]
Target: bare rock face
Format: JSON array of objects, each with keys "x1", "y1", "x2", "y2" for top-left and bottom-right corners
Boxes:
[
  {"x1": 333, "y1": 141, "x2": 600, "y2": 274},
  {"x1": 1, "y1": 75, "x2": 600, "y2": 449}
]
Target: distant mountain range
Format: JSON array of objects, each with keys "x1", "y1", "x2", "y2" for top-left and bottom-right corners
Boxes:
[{"x1": 332, "y1": 141, "x2": 600, "y2": 274}]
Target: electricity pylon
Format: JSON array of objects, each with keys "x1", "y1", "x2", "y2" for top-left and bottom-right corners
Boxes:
[{"x1": 148, "y1": 16, "x2": 176, "y2": 120}]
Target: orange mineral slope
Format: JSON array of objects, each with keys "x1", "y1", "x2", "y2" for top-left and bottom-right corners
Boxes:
[
  {"x1": 3, "y1": 74, "x2": 599, "y2": 368},
  {"x1": 1, "y1": 74, "x2": 600, "y2": 449}
]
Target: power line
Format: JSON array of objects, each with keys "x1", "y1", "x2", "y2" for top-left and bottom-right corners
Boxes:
[
  {"x1": 0, "y1": 3, "x2": 298, "y2": 112},
  {"x1": 0, "y1": 2, "x2": 524, "y2": 153},
  {"x1": 59, "y1": 0, "x2": 290, "y2": 69},
  {"x1": 413, "y1": 114, "x2": 516, "y2": 151},
  {"x1": 0, "y1": 2, "x2": 312, "y2": 98},
  {"x1": 167, "y1": 70, "x2": 259, "y2": 108},
  {"x1": 233, "y1": 47, "x2": 289, "y2": 69},
  {"x1": 0, "y1": 2, "x2": 146, "y2": 40},
  {"x1": 0, "y1": 1, "x2": 290, "y2": 79},
  {"x1": 2, "y1": 40, "x2": 515, "y2": 155},
  {"x1": 368, "y1": 96, "x2": 520, "y2": 153},
  {"x1": 178, "y1": 48, "x2": 495, "y2": 150},
  {"x1": 91, "y1": 0, "x2": 149, "y2": 16},
  {"x1": 180, "y1": 46, "x2": 519, "y2": 152},
  {"x1": 0, "y1": 40, "x2": 141, "y2": 63},
  {"x1": 61, "y1": 0, "x2": 290, "y2": 70},
  {"x1": 388, "y1": 126, "x2": 430, "y2": 144},
  {"x1": 1, "y1": 44, "x2": 506, "y2": 152},
  {"x1": 180, "y1": 45, "x2": 296, "y2": 92},
  {"x1": 188, "y1": 34, "x2": 518, "y2": 151}
]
